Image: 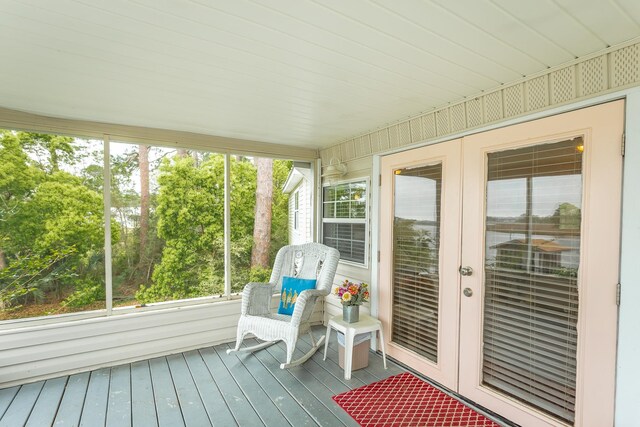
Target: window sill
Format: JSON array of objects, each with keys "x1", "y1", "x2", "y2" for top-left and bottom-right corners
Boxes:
[{"x1": 0, "y1": 293, "x2": 244, "y2": 331}]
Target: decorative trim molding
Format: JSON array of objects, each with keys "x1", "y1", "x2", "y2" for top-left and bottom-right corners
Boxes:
[{"x1": 321, "y1": 40, "x2": 640, "y2": 164}]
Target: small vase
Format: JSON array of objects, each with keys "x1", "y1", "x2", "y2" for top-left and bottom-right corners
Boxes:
[{"x1": 343, "y1": 305, "x2": 360, "y2": 323}]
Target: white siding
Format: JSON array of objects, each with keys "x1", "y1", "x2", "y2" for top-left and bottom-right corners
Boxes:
[
  {"x1": 0, "y1": 298, "x2": 323, "y2": 388},
  {"x1": 288, "y1": 180, "x2": 312, "y2": 245},
  {"x1": 323, "y1": 158, "x2": 374, "y2": 326}
]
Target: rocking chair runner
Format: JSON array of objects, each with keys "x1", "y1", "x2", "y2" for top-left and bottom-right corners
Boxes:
[{"x1": 227, "y1": 243, "x2": 340, "y2": 368}]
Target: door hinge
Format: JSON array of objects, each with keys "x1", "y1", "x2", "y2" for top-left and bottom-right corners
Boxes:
[
  {"x1": 377, "y1": 250, "x2": 380, "y2": 262},
  {"x1": 616, "y1": 283, "x2": 621, "y2": 306},
  {"x1": 379, "y1": 174, "x2": 382, "y2": 186},
  {"x1": 622, "y1": 133, "x2": 626, "y2": 157}
]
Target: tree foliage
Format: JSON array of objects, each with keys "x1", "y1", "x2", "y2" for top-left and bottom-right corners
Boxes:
[
  {"x1": 0, "y1": 129, "x2": 293, "y2": 317},
  {"x1": 0, "y1": 131, "x2": 116, "y2": 311}
]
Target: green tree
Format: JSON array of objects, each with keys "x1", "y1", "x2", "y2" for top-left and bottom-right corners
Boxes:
[
  {"x1": 136, "y1": 155, "x2": 291, "y2": 303},
  {"x1": 0, "y1": 131, "x2": 116, "y2": 311}
]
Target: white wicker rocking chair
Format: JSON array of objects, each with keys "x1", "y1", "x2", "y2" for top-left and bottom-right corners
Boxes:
[{"x1": 227, "y1": 243, "x2": 340, "y2": 368}]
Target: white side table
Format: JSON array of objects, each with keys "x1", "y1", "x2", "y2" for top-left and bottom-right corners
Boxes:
[{"x1": 323, "y1": 313, "x2": 387, "y2": 380}]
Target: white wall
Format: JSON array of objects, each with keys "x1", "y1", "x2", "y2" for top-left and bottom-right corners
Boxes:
[
  {"x1": 322, "y1": 157, "x2": 375, "y2": 324},
  {"x1": 321, "y1": 91, "x2": 640, "y2": 426},
  {"x1": 288, "y1": 179, "x2": 312, "y2": 245},
  {"x1": 614, "y1": 91, "x2": 640, "y2": 426}
]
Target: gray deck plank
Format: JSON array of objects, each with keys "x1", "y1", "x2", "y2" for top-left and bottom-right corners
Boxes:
[
  {"x1": 230, "y1": 342, "x2": 317, "y2": 427},
  {"x1": 0, "y1": 386, "x2": 20, "y2": 419},
  {"x1": 315, "y1": 331, "x2": 405, "y2": 379},
  {"x1": 25, "y1": 377, "x2": 67, "y2": 427},
  {"x1": 131, "y1": 361, "x2": 158, "y2": 427},
  {"x1": 53, "y1": 371, "x2": 90, "y2": 426},
  {"x1": 0, "y1": 381, "x2": 44, "y2": 427},
  {"x1": 166, "y1": 354, "x2": 211, "y2": 427},
  {"x1": 311, "y1": 334, "x2": 382, "y2": 385},
  {"x1": 216, "y1": 344, "x2": 291, "y2": 427},
  {"x1": 182, "y1": 350, "x2": 237, "y2": 427},
  {"x1": 265, "y1": 343, "x2": 358, "y2": 427},
  {"x1": 148, "y1": 357, "x2": 185, "y2": 427},
  {"x1": 199, "y1": 346, "x2": 265, "y2": 427},
  {"x1": 251, "y1": 342, "x2": 349, "y2": 427},
  {"x1": 79, "y1": 367, "x2": 110, "y2": 426},
  {"x1": 291, "y1": 338, "x2": 357, "y2": 394},
  {"x1": 0, "y1": 328, "x2": 402, "y2": 427},
  {"x1": 106, "y1": 364, "x2": 132, "y2": 427},
  {"x1": 301, "y1": 330, "x2": 404, "y2": 386}
]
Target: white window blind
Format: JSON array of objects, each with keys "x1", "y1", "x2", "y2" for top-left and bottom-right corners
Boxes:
[
  {"x1": 392, "y1": 164, "x2": 441, "y2": 362},
  {"x1": 483, "y1": 138, "x2": 583, "y2": 424},
  {"x1": 322, "y1": 180, "x2": 367, "y2": 265}
]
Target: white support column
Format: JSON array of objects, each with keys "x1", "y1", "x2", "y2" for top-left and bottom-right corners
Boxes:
[
  {"x1": 224, "y1": 153, "x2": 231, "y2": 298},
  {"x1": 615, "y1": 90, "x2": 640, "y2": 425},
  {"x1": 103, "y1": 135, "x2": 113, "y2": 315},
  {"x1": 314, "y1": 158, "x2": 322, "y2": 243},
  {"x1": 369, "y1": 154, "x2": 381, "y2": 351}
]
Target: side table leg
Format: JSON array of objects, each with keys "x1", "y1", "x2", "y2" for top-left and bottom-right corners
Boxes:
[
  {"x1": 378, "y1": 326, "x2": 387, "y2": 369},
  {"x1": 323, "y1": 323, "x2": 331, "y2": 360},
  {"x1": 344, "y1": 329, "x2": 354, "y2": 380}
]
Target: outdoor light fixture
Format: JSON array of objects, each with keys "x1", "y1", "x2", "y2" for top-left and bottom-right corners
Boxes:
[{"x1": 321, "y1": 157, "x2": 348, "y2": 181}]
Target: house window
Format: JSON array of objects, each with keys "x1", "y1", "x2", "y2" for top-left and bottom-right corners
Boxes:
[
  {"x1": 322, "y1": 180, "x2": 367, "y2": 265},
  {"x1": 293, "y1": 191, "x2": 299, "y2": 230}
]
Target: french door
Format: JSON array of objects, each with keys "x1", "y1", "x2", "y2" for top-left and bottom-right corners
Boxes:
[{"x1": 379, "y1": 100, "x2": 623, "y2": 427}]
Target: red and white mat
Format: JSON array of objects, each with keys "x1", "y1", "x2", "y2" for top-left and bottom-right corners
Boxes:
[{"x1": 332, "y1": 372, "x2": 500, "y2": 427}]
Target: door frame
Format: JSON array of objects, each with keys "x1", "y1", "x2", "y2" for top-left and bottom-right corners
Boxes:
[{"x1": 374, "y1": 100, "x2": 624, "y2": 426}]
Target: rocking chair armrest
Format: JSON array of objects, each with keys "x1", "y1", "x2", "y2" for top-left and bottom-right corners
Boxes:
[
  {"x1": 242, "y1": 282, "x2": 275, "y2": 315},
  {"x1": 290, "y1": 289, "x2": 327, "y2": 325}
]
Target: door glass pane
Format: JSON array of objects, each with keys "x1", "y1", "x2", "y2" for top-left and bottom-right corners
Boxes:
[
  {"x1": 482, "y1": 138, "x2": 583, "y2": 424},
  {"x1": 392, "y1": 164, "x2": 442, "y2": 362}
]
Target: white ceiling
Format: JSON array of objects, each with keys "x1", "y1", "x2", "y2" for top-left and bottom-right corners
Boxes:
[{"x1": 1, "y1": 0, "x2": 640, "y2": 149}]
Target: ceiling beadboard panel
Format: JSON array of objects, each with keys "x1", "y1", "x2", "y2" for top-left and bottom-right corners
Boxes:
[
  {"x1": 0, "y1": 1, "x2": 639, "y2": 150},
  {"x1": 321, "y1": 40, "x2": 640, "y2": 163}
]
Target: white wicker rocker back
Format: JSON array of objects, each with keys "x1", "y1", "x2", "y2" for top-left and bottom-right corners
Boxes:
[{"x1": 269, "y1": 242, "x2": 339, "y2": 296}]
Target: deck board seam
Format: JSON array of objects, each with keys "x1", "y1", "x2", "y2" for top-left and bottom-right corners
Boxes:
[
  {"x1": 250, "y1": 340, "x2": 342, "y2": 427},
  {"x1": 212, "y1": 344, "x2": 270, "y2": 427},
  {"x1": 261, "y1": 341, "x2": 351, "y2": 427},
  {"x1": 224, "y1": 342, "x2": 302, "y2": 427},
  {"x1": 164, "y1": 355, "x2": 197, "y2": 427}
]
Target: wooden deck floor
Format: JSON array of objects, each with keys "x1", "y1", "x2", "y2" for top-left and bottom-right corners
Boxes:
[{"x1": 0, "y1": 327, "x2": 405, "y2": 427}]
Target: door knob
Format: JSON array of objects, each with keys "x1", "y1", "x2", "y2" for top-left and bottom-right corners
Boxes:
[
  {"x1": 463, "y1": 288, "x2": 473, "y2": 297},
  {"x1": 459, "y1": 266, "x2": 473, "y2": 276}
]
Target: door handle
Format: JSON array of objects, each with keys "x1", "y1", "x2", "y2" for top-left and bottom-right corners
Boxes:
[{"x1": 459, "y1": 266, "x2": 473, "y2": 276}]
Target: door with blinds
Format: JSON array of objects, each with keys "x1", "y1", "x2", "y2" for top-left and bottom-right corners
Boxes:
[
  {"x1": 379, "y1": 140, "x2": 462, "y2": 389},
  {"x1": 379, "y1": 100, "x2": 623, "y2": 427}
]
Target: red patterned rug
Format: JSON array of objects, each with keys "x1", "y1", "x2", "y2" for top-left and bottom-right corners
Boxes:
[{"x1": 332, "y1": 372, "x2": 500, "y2": 427}]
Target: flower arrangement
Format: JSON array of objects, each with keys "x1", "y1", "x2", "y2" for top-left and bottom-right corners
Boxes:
[{"x1": 334, "y1": 279, "x2": 369, "y2": 306}]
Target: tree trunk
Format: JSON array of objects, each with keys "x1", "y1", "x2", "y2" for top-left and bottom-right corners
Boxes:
[
  {"x1": 139, "y1": 145, "x2": 150, "y2": 268},
  {"x1": 251, "y1": 158, "x2": 274, "y2": 268},
  {"x1": 0, "y1": 249, "x2": 7, "y2": 270}
]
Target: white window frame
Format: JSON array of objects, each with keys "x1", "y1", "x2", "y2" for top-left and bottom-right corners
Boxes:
[
  {"x1": 321, "y1": 177, "x2": 369, "y2": 268},
  {"x1": 0, "y1": 132, "x2": 317, "y2": 328},
  {"x1": 293, "y1": 190, "x2": 300, "y2": 231}
]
